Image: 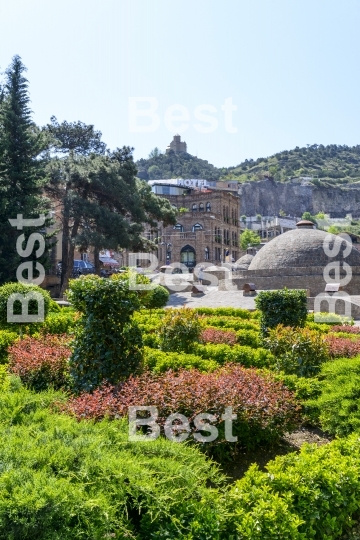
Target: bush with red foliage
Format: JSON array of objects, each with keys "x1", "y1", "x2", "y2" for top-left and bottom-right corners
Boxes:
[
  {"x1": 200, "y1": 327, "x2": 237, "y2": 346},
  {"x1": 62, "y1": 365, "x2": 300, "y2": 452},
  {"x1": 325, "y1": 335, "x2": 360, "y2": 358},
  {"x1": 331, "y1": 325, "x2": 360, "y2": 335},
  {"x1": 9, "y1": 335, "x2": 71, "y2": 390}
]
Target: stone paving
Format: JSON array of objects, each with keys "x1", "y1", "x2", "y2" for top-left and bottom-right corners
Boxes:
[{"x1": 166, "y1": 288, "x2": 257, "y2": 309}]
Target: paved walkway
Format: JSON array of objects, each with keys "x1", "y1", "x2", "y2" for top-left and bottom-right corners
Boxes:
[{"x1": 166, "y1": 288, "x2": 257, "y2": 309}]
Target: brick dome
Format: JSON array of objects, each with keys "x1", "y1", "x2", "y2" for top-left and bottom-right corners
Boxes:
[
  {"x1": 248, "y1": 228, "x2": 360, "y2": 271},
  {"x1": 235, "y1": 253, "x2": 254, "y2": 270}
]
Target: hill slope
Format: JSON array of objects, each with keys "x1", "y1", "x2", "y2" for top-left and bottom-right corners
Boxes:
[
  {"x1": 137, "y1": 144, "x2": 360, "y2": 187},
  {"x1": 136, "y1": 150, "x2": 225, "y2": 181},
  {"x1": 224, "y1": 144, "x2": 360, "y2": 186}
]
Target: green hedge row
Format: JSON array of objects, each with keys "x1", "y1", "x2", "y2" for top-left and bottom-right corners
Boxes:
[
  {"x1": 143, "y1": 347, "x2": 219, "y2": 373},
  {"x1": 193, "y1": 343, "x2": 275, "y2": 369}
]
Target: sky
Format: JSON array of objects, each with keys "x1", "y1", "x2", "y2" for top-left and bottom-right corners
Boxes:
[{"x1": 0, "y1": 0, "x2": 359, "y2": 168}]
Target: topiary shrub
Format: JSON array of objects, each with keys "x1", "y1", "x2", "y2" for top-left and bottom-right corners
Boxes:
[
  {"x1": 67, "y1": 275, "x2": 143, "y2": 393},
  {"x1": 158, "y1": 308, "x2": 202, "y2": 353},
  {"x1": 255, "y1": 288, "x2": 308, "y2": 335},
  {"x1": 111, "y1": 270, "x2": 169, "y2": 309},
  {"x1": 142, "y1": 284, "x2": 169, "y2": 310},
  {"x1": 0, "y1": 282, "x2": 52, "y2": 333},
  {"x1": 264, "y1": 324, "x2": 329, "y2": 377}
]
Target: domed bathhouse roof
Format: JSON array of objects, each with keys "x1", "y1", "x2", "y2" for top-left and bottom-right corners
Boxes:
[
  {"x1": 235, "y1": 253, "x2": 254, "y2": 270},
  {"x1": 248, "y1": 228, "x2": 360, "y2": 271}
]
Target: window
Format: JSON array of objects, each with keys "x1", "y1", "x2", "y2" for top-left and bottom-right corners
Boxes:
[
  {"x1": 192, "y1": 223, "x2": 203, "y2": 232},
  {"x1": 199, "y1": 203, "x2": 204, "y2": 211},
  {"x1": 205, "y1": 247, "x2": 209, "y2": 260},
  {"x1": 173, "y1": 223, "x2": 184, "y2": 232},
  {"x1": 192, "y1": 203, "x2": 197, "y2": 211},
  {"x1": 215, "y1": 227, "x2": 222, "y2": 243},
  {"x1": 206, "y1": 202, "x2": 211, "y2": 212}
]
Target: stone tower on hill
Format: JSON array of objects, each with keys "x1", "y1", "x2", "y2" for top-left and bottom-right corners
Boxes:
[{"x1": 166, "y1": 134, "x2": 187, "y2": 154}]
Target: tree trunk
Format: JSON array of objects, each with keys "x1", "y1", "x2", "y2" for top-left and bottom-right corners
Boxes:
[
  {"x1": 60, "y1": 217, "x2": 80, "y2": 297},
  {"x1": 59, "y1": 196, "x2": 70, "y2": 298},
  {"x1": 94, "y1": 246, "x2": 101, "y2": 276}
]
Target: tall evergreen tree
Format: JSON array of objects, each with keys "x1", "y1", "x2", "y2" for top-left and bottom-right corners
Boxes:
[{"x1": 0, "y1": 56, "x2": 49, "y2": 284}]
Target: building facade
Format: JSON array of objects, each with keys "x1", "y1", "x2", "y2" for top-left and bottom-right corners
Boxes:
[{"x1": 152, "y1": 190, "x2": 240, "y2": 268}]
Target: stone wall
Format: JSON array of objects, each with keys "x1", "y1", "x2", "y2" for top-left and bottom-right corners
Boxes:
[{"x1": 217, "y1": 265, "x2": 360, "y2": 297}]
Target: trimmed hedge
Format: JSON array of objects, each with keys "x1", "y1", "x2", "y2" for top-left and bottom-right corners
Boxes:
[
  {"x1": 143, "y1": 347, "x2": 219, "y2": 373},
  {"x1": 193, "y1": 343, "x2": 275, "y2": 369},
  {"x1": 255, "y1": 288, "x2": 308, "y2": 335},
  {"x1": 0, "y1": 282, "x2": 53, "y2": 330},
  {"x1": 225, "y1": 434, "x2": 360, "y2": 539}
]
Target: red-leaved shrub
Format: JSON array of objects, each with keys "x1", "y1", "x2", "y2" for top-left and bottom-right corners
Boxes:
[
  {"x1": 325, "y1": 335, "x2": 360, "y2": 358},
  {"x1": 200, "y1": 327, "x2": 237, "y2": 345},
  {"x1": 61, "y1": 365, "x2": 300, "y2": 451},
  {"x1": 9, "y1": 335, "x2": 71, "y2": 390},
  {"x1": 331, "y1": 325, "x2": 360, "y2": 335}
]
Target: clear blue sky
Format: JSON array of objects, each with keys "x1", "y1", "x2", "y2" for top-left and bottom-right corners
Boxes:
[{"x1": 1, "y1": 0, "x2": 359, "y2": 167}]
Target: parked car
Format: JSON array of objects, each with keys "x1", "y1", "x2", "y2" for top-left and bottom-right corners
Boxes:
[{"x1": 56, "y1": 260, "x2": 96, "y2": 278}]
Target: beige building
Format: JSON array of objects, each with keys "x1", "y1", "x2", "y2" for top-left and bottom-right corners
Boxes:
[{"x1": 151, "y1": 189, "x2": 240, "y2": 268}]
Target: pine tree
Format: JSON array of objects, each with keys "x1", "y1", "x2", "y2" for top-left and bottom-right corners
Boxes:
[{"x1": 0, "y1": 56, "x2": 49, "y2": 284}]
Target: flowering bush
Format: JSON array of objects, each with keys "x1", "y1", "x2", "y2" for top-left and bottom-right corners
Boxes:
[
  {"x1": 158, "y1": 308, "x2": 202, "y2": 353},
  {"x1": 62, "y1": 365, "x2": 300, "y2": 452},
  {"x1": 330, "y1": 325, "x2": 360, "y2": 335},
  {"x1": 8, "y1": 335, "x2": 71, "y2": 390},
  {"x1": 325, "y1": 335, "x2": 360, "y2": 358},
  {"x1": 200, "y1": 327, "x2": 237, "y2": 346},
  {"x1": 264, "y1": 324, "x2": 329, "y2": 377}
]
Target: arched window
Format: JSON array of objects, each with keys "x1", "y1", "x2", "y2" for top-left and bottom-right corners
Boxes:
[
  {"x1": 204, "y1": 247, "x2": 210, "y2": 260},
  {"x1": 199, "y1": 202, "x2": 204, "y2": 211},
  {"x1": 192, "y1": 223, "x2": 203, "y2": 232},
  {"x1": 192, "y1": 203, "x2": 197, "y2": 211},
  {"x1": 206, "y1": 202, "x2": 211, "y2": 212},
  {"x1": 173, "y1": 223, "x2": 184, "y2": 232}
]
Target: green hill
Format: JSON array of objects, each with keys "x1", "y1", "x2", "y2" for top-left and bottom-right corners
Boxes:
[
  {"x1": 223, "y1": 144, "x2": 360, "y2": 186},
  {"x1": 137, "y1": 144, "x2": 360, "y2": 187},
  {"x1": 136, "y1": 148, "x2": 225, "y2": 181}
]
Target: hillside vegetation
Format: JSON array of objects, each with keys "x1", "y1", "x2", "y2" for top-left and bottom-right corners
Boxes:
[
  {"x1": 136, "y1": 148, "x2": 225, "y2": 181},
  {"x1": 224, "y1": 144, "x2": 360, "y2": 185},
  {"x1": 137, "y1": 144, "x2": 360, "y2": 186}
]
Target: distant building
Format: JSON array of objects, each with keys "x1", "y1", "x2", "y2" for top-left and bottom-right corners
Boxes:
[
  {"x1": 165, "y1": 135, "x2": 187, "y2": 154},
  {"x1": 146, "y1": 187, "x2": 241, "y2": 268}
]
